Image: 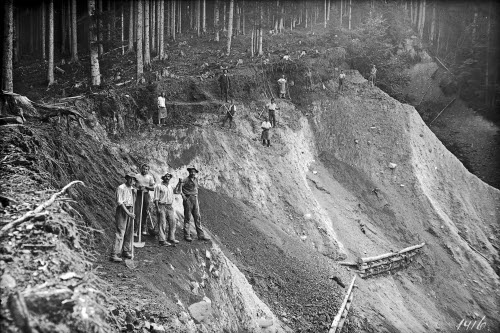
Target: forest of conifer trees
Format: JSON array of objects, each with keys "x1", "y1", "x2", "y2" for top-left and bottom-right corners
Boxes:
[{"x1": 1, "y1": 0, "x2": 498, "y2": 111}]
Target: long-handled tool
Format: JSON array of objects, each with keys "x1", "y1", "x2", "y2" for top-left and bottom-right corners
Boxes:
[
  {"x1": 133, "y1": 191, "x2": 145, "y2": 248},
  {"x1": 147, "y1": 210, "x2": 157, "y2": 236},
  {"x1": 125, "y1": 192, "x2": 137, "y2": 269}
]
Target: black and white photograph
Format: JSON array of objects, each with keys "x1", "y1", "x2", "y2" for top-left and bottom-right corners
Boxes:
[{"x1": 1, "y1": 0, "x2": 499, "y2": 332}]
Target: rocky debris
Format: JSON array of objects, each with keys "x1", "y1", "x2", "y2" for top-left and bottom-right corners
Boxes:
[{"x1": 188, "y1": 299, "x2": 212, "y2": 324}]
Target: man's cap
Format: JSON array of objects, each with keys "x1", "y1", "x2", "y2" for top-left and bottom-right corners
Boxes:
[
  {"x1": 125, "y1": 172, "x2": 137, "y2": 180},
  {"x1": 187, "y1": 166, "x2": 199, "y2": 173},
  {"x1": 140, "y1": 163, "x2": 149, "y2": 169},
  {"x1": 161, "y1": 173, "x2": 173, "y2": 181}
]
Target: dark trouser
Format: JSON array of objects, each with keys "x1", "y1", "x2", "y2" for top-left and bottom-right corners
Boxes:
[
  {"x1": 134, "y1": 191, "x2": 150, "y2": 233},
  {"x1": 261, "y1": 129, "x2": 270, "y2": 147},
  {"x1": 112, "y1": 206, "x2": 132, "y2": 257},
  {"x1": 339, "y1": 79, "x2": 344, "y2": 91},
  {"x1": 268, "y1": 110, "x2": 276, "y2": 128},
  {"x1": 157, "y1": 203, "x2": 176, "y2": 242},
  {"x1": 183, "y1": 195, "x2": 205, "y2": 239},
  {"x1": 221, "y1": 85, "x2": 229, "y2": 102},
  {"x1": 158, "y1": 107, "x2": 167, "y2": 124},
  {"x1": 221, "y1": 114, "x2": 234, "y2": 128}
]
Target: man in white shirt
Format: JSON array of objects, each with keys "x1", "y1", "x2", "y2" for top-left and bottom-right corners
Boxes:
[
  {"x1": 278, "y1": 75, "x2": 287, "y2": 98},
  {"x1": 135, "y1": 164, "x2": 156, "y2": 236},
  {"x1": 338, "y1": 70, "x2": 346, "y2": 92},
  {"x1": 111, "y1": 173, "x2": 137, "y2": 262},
  {"x1": 157, "y1": 92, "x2": 166, "y2": 125},
  {"x1": 261, "y1": 116, "x2": 272, "y2": 147},
  {"x1": 266, "y1": 98, "x2": 279, "y2": 128},
  {"x1": 154, "y1": 173, "x2": 179, "y2": 246}
]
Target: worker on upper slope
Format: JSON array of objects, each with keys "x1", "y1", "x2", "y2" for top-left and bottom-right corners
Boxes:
[
  {"x1": 278, "y1": 75, "x2": 287, "y2": 98},
  {"x1": 157, "y1": 92, "x2": 166, "y2": 125},
  {"x1": 338, "y1": 69, "x2": 346, "y2": 93},
  {"x1": 110, "y1": 172, "x2": 136, "y2": 262},
  {"x1": 221, "y1": 98, "x2": 236, "y2": 129},
  {"x1": 369, "y1": 65, "x2": 377, "y2": 87},
  {"x1": 174, "y1": 166, "x2": 211, "y2": 242},
  {"x1": 266, "y1": 98, "x2": 279, "y2": 128},
  {"x1": 135, "y1": 164, "x2": 155, "y2": 236},
  {"x1": 261, "y1": 116, "x2": 272, "y2": 147},
  {"x1": 218, "y1": 68, "x2": 231, "y2": 103},
  {"x1": 154, "y1": 173, "x2": 179, "y2": 246}
]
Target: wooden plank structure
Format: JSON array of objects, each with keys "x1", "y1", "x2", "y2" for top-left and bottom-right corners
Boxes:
[
  {"x1": 356, "y1": 243, "x2": 425, "y2": 278},
  {"x1": 329, "y1": 275, "x2": 356, "y2": 333}
]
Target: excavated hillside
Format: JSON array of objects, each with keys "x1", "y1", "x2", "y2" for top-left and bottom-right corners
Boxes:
[{"x1": 2, "y1": 55, "x2": 500, "y2": 333}]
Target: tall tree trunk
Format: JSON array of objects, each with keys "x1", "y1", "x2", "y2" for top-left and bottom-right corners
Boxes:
[
  {"x1": 30, "y1": 9, "x2": 34, "y2": 54},
  {"x1": 159, "y1": 0, "x2": 164, "y2": 59},
  {"x1": 339, "y1": 0, "x2": 342, "y2": 28},
  {"x1": 107, "y1": 0, "x2": 111, "y2": 41},
  {"x1": 144, "y1": 0, "x2": 151, "y2": 67},
  {"x1": 324, "y1": 0, "x2": 327, "y2": 28},
  {"x1": 71, "y1": 0, "x2": 78, "y2": 62},
  {"x1": 2, "y1": 0, "x2": 14, "y2": 92},
  {"x1": 171, "y1": 0, "x2": 176, "y2": 40},
  {"x1": 226, "y1": 0, "x2": 234, "y2": 55},
  {"x1": 177, "y1": 0, "x2": 181, "y2": 34},
  {"x1": 250, "y1": 24, "x2": 254, "y2": 56},
  {"x1": 202, "y1": 0, "x2": 206, "y2": 33},
  {"x1": 214, "y1": 0, "x2": 220, "y2": 42},
  {"x1": 418, "y1": 0, "x2": 426, "y2": 39},
  {"x1": 223, "y1": 2, "x2": 227, "y2": 31},
  {"x1": 48, "y1": 0, "x2": 54, "y2": 85},
  {"x1": 242, "y1": 0, "x2": 246, "y2": 35},
  {"x1": 88, "y1": 0, "x2": 101, "y2": 85},
  {"x1": 98, "y1": 0, "x2": 103, "y2": 55},
  {"x1": 196, "y1": 0, "x2": 201, "y2": 37},
  {"x1": 472, "y1": 6, "x2": 478, "y2": 45},
  {"x1": 258, "y1": 3, "x2": 263, "y2": 55},
  {"x1": 121, "y1": 3, "x2": 125, "y2": 54},
  {"x1": 429, "y1": 1, "x2": 435, "y2": 45},
  {"x1": 128, "y1": 0, "x2": 134, "y2": 52},
  {"x1": 348, "y1": 0, "x2": 352, "y2": 30},
  {"x1": 151, "y1": 0, "x2": 156, "y2": 52},
  {"x1": 327, "y1": 0, "x2": 330, "y2": 21},
  {"x1": 42, "y1": 1, "x2": 46, "y2": 60},
  {"x1": 61, "y1": 1, "x2": 67, "y2": 55},
  {"x1": 485, "y1": 1, "x2": 491, "y2": 105},
  {"x1": 137, "y1": 0, "x2": 144, "y2": 79},
  {"x1": 235, "y1": 3, "x2": 240, "y2": 35}
]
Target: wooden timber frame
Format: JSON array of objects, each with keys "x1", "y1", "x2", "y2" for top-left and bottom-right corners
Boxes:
[
  {"x1": 356, "y1": 243, "x2": 426, "y2": 278},
  {"x1": 329, "y1": 275, "x2": 356, "y2": 333}
]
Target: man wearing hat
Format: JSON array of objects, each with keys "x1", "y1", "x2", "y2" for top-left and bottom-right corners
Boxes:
[
  {"x1": 111, "y1": 173, "x2": 137, "y2": 262},
  {"x1": 135, "y1": 164, "x2": 156, "y2": 235},
  {"x1": 154, "y1": 173, "x2": 179, "y2": 246},
  {"x1": 218, "y1": 68, "x2": 231, "y2": 103},
  {"x1": 174, "y1": 166, "x2": 210, "y2": 242}
]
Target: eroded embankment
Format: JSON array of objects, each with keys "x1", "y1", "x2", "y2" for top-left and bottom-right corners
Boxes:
[{"x1": 309, "y1": 72, "x2": 500, "y2": 332}]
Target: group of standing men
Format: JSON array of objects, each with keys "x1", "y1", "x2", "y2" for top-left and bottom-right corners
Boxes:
[{"x1": 111, "y1": 164, "x2": 210, "y2": 262}]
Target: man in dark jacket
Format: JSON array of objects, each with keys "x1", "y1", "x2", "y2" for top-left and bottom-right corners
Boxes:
[
  {"x1": 174, "y1": 166, "x2": 210, "y2": 242},
  {"x1": 218, "y1": 69, "x2": 231, "y2": 102}
]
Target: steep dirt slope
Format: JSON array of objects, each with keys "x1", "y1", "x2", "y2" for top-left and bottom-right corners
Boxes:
[{"x1": 310, "y1": 72, "x2": 500, "y2": 332}]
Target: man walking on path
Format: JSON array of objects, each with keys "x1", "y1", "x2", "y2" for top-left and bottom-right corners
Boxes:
[
  {"x1": 154, "y1": 173, "x2": 179, "y2": 246},
  {"x1": 157, "y1": 92, "x2": 167, "y2": 125},
  {"x1": 261, "y1": 116, "x2": 272, "y2": 147},
  {"x1": 174, "y1": 166, "x2": 210, "y2": 242},
  {"x1": 111, "y1": 173, "x2": 137, "y2": 262},
  {"x1": 266, "y1": 98, "x2": 279, "y2": 128},
  {"x1": 221, "y1": 99, "x2": 236, "y2": 129},
  {"x1": 278, "y1": 75, "x2": 287, "y2": 98},
  {"x1": 135, "y1": 164, "x2": 156, "y2": 236},
  {"x1": 218, "y1": 69, "x2": 231, "y2": 102},
  {"x1": 338, "y1": 69, "x2": 346, "y2": 93},
  {"x1": 369, "y1": 65, "x2": 377, "y2": 87}
]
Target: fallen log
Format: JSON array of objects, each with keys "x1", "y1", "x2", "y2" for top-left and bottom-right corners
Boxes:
[
  {"x1": 0, "y1": 116, "x2": 24, "y2": 125},
  {"x1": 429, "y1": 98, "x2": 456, "y2": 125},
  {"x1": 0, "y1": 181, "x2": 84, "y2": 238},
  {"x1": 329, "y1": 275, "x2": 356, "y2": 333},
  {"x1": 8, "y1": 291, "x2": 34, "y2": 333}
]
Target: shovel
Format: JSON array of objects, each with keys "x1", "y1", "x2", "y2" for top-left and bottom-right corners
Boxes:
[
  {"x1": 125, "y1": 192, "x2": 138, "y2": 269},
  {"x1": 133, "y1": 191, "x2": 145, "y2": 248}
]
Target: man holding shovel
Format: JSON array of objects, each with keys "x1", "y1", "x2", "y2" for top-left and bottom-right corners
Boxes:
[
  {"x1": 154, "y1": 173, "x2": 179, "y2": 246},
  {"x1": 110, "y1": 173, "x2": 136, "y2": 262},
  {"x1": 175, "y1": 166, "x2": 210, "y2": 242},
  {"x1": 135, "y1": 164, "x2": 156, "y2": 237}
]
